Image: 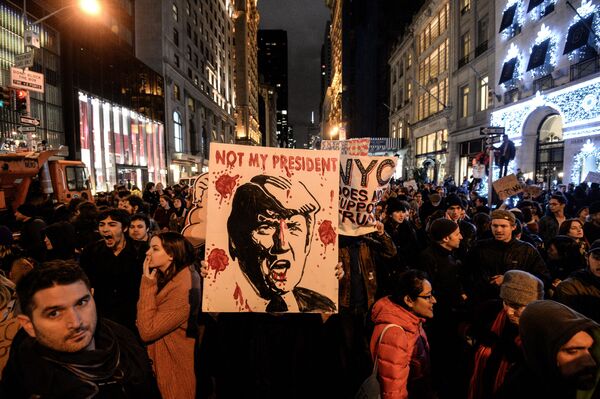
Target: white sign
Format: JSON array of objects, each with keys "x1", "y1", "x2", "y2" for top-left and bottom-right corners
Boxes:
[
  {"x1": 10, "y1": 67, "x2": 44, "y2": 93},
  {"x1": 480, "y1": 126, "x2": 505, "y2": 135},
  {"x1": 19, "y1": 116, "x2": 40, "y2": 126},
  {"x1": 17, "y1": 126, "x2": 36, "y2": 133},
  {"x1": 24, "y1": 30, "x2": 40, "y2": 49},
  {"x1": 15, "y1": 52, "x2": 34, "y2": 69}
]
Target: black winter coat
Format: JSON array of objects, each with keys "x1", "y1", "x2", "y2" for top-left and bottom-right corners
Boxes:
[
  {"x1": 80, "y1": 238, "x2": 148, "y2": 333},
  {"x1": 0, "y1": 319, "x2": 161, "y2": 399},
  {"x1": 466, "y1": 238, "x2": 550, "y2": 302}
]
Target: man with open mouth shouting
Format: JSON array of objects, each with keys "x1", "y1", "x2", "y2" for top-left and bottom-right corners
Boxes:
[
  {"x1": 80, "y1": 209, "x2": 149, "y2": 334},
  {"x1": 228, "y1": 175, "x2": 336, "y2": 313}
]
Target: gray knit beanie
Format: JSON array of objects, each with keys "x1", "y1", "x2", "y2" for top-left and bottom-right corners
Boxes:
[{"x1": 500, "y1": 270, "x2": 544, "y2": 306}]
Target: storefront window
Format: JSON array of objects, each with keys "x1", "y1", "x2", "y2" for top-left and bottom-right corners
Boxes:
[{"x1": 78, "y1": 91, "x2": 166, "y2": 192}]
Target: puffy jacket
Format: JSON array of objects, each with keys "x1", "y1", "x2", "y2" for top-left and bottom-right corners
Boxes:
[
  {"x1": 370, "y1": 296, "x2": 433, "y2": 399},
  {"x1": 466, "y1": 238, "x2": 550, "y2": 301},
  {"x1": 554, "y1": 270, "x2": 600, "y2": 323}
]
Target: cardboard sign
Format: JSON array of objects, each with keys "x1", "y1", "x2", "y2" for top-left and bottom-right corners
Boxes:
[
  {"x1": 339, "y1": 155, "x2": 396, "y2": 236},
  {"x1": 181, "y1": 173, "x2": 209, "y2": 248},
  {"x1": 321, "y1": 138, "x2": 370, "y2": 155},
  {"x1": 203, "y1": 143, "x2": 340, "y2": 313},
  {"x1": 403, "y1": 179, "x2": 418, "y2": 192},
  {"x1": 493, "y1": 174, "x2": 523, "y2": 200},
  {"x1": 523, "y1": 184, "x2": 543, "y2": 198},
  {"x1": 585, "y1": 171, "x2": 600, "y2": 184}
]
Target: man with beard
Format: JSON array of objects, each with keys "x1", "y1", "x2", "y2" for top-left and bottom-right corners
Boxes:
[
  {"x1": 0, "y1": 260, "x2": 160, "y2": 398},
  {"x1": 498, "y1": 300, "x2": 600, "y2": 399},
  {"x1": 80, "y1": 209, "x2": 148, "y2": 333},
  {"x1": 227, "y1": 175, "x2": 335, "y2": 312}
]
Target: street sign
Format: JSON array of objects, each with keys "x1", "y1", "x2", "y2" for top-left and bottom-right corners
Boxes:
[
  {"x1": 24, "y1": 30, "x2": 40, "y2": 49},
  {"x1": 18, "y1": 125, "x2": 36, "y2": 133},
  {"x1": 14, "y1": 52, "x2": 34, "y2": 69},
  {"x1": 480, "y1": 126, "x2": 505, "y2": 135},
  {"x1": 19, "y1": 116, "x2": 40, "y2": 126},
  {"x1": 10, "y1": 67, "x2": 44, "y2": 93}
]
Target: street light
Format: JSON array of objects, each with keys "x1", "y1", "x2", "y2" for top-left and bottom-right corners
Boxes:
[{"x1": 24, "y1": 0, "x2": 101, "y2": 28}]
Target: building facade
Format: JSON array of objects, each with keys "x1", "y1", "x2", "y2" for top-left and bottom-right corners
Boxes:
[
  {"x1": 258, "y1": 82, "x2": 278, "y2": 147},
  {"x1": 136, "y1": 0, "x2": 237, "y2": 183},
  {"x1": 0, "y1": 1, "x2": 65, "y2": 149},
  {"x1": 450, "y1": 0, "x2": 497, "y2": 182},
  {"x1": 233, "y1": 0, "x2": 260, "y2": 146},
  {"x1": 258, "y1": 29, "x2": 288, "y2": 147},
  {"x1": 491, "y1": 0, "x2": 600, "y2": 185},
  {"x1": 321, "y1": 0, "x2": 343, "y2": 140}
]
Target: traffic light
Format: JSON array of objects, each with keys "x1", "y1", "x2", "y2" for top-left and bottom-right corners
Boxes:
[
  {"x1": 0, "y1": 87, "x2": 10, "y2": 109},
  {"x1": 14, "y1": 89, "x2": 29, "y2": 114}
]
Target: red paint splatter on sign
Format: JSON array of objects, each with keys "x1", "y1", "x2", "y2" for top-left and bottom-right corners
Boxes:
[
  {"x1": 207, "y1": 248, "x2": 229, "y2": 278},
  {"x1": 319, "y1": 220, "x2": 336, "y2": 248},
  {"x1": 330, "y1": 190, "x2": 334, "y2": 207},
  {"x1": 215, "y1": 174, "x2": 239, "y2": 204},
  {"x1": 234, "y1": 282, "x2": 244, "y2": 307}
]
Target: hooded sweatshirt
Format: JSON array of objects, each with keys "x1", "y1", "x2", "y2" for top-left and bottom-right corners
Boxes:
[
  {"x1": 498, "y1": 300, "x2": 600, "y2": 399},
  {"x1": 370, "y1": 296, "x2": 433, "y2": 399}
]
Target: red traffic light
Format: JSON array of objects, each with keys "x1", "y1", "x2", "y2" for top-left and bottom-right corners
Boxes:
[{"x1": 15, "y1": 90, "x2": 27, "y2": 100}]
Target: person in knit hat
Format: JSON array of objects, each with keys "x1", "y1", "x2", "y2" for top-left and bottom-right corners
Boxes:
[
  {"x1": 497, "y1": 301, "x2": 600, "y2": 399},
  {"x1": 465, "y1": 208, "x2": 549, "y2": 302},
  {"x1": 554, "y1": 239, "x2": 600, "y2": 324},
  {"x1": 419, "y1": 218, "x2": 467, "y2": 397},
  {"x1": 444, "y1": 194, "x2": 476, "y2": 262},
  {"x1": 468, "y1": 270, "x2": 544, "y2": 399}
]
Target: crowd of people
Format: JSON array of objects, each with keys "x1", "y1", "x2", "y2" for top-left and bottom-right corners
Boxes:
[{"x1": 2, "y1": 178, "x2": 600, "y2": 398}]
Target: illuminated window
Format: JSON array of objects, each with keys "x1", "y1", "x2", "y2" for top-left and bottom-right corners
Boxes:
[
  {"x1": 172, "y1": 3, "x2": 178, "y2": 21},
  {"x1": 174, "y1": 112, "x2": 183, "y2": 152},
  {"x1": 479, "y1": 76, "x2": 489, "y2": 111},
  {"x1": 460, "y1": 85, "x2": 470, "y2": 118}
]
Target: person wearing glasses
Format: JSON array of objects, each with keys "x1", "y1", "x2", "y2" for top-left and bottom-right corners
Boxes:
[
  {"x1": 539, "y1": 194, "x2": 568, "y2": 245},
  {"x1": 468, "y1": 270, "x2": 544, "y2": 399},
  {"x1": 369, "y1": 269, "x2": 436, "y2": 399}
]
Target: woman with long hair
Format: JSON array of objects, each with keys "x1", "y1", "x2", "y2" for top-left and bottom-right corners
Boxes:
[
  {"x1": 369, "y1": 269, "x2": 436, "y2": 399},
  {"x1": 558, "y1": 218, "x2": 589, "y2": 254},
  {"x1": 169, "y1": 196, "x2": 188, "y2": 232},
  {"x1": 136, "y1": 232, "x2": 200, "y2": 399},
  {"x1": 153, "y1": 195, "x2": 174, "y2": 231}
]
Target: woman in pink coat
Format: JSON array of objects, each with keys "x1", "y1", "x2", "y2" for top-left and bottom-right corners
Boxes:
[{"x1": 370, "y1": 269, "x2": 437, "y2": 399}]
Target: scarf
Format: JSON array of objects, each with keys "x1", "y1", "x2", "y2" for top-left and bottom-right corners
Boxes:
[
  {"x1": 39, "y1": 320, "x2": 125, "y2": 398},
  {"x1": 468, "y1": 309, "x2": 521, "y2": 399}
]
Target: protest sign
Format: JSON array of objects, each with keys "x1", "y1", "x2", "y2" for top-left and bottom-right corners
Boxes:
[
  {"x1": 321, "y1": 138, "x2": 370, "y2": 155},
  {"x1": 523, "y1": 184, "x2": 543, "y2": 198},
  {"x1": 403, "y1": 179, "x2": 418, "y2": 192},
  {"x1": 181, "y1": 173, "x2": 209, "y2": 248},
  {"x1": 203, "y1": 143, "x2": 340, "y2": 313},
  {"x1": 338, "y1": 154, "x2": 396, "y2": 236},
  {"x1": 585, "y1": 171, "x2": 600, "y2": 184},
  {"x1": 493, "y1": 174, "x2": 523, "y2": 200}
]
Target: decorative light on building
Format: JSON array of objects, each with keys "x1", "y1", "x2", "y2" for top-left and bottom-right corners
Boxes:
[
  {"x1": 492, "y1": 75, "x2": 600, "y2": 140},
  {"x1": 501, "y1": 0, "x2": 526, "y2": 40},
  {"x1": 502, "y1": 43, "x2": 525, "y2": 89},
  {"x1": 567, "y1": 0, "x2": 600, "y2": 61},
  {"x1": 529, "y1": 0, "x2": 557, "y2": 21},
  {"x1": 528, "y1": 24, "x2": 558, "y2": 79},
  {"x1": 571, "y1": 139, "x2": 600, "y2": 183}
]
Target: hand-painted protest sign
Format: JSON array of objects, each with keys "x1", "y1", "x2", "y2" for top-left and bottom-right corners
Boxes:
[
  {"x1": 181, "y1": 173, "x2": 209, "y2": 248},
  {"x1": 585, "y1": 171, "x2": 600, "y2": 184},
  {"x1": 493, "y1": 174, "x2": 523, "y2": 200},
  {"x1": 203, "y1": 143, "x2": 340, "y2": 313},
  {"x1": 403, "y1": 179, "x2": 418, "y2": 192},
  {"x1": 339, "y1": 155, "x2": 396, "y2": 236},
  {"x1": 321, "y1": 138, "x2": 370, "y2": 155}
]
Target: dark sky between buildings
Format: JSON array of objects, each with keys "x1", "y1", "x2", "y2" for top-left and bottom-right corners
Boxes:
[{"x1": 258, "y1": 0, "x2": 330, "y2": 147}]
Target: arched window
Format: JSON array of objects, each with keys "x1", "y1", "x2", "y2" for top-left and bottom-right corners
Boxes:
[{"x1": 173, "y1": 111, "x2": 183, "y2": 152}]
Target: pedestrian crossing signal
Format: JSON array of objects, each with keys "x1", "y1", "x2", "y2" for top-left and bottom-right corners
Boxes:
[
  {"x1": 0, "y1": 87, "x2": 10, "y2": 108},
  {"x1": 14, "y1": 89, "x2": 29, "y2": 114}
]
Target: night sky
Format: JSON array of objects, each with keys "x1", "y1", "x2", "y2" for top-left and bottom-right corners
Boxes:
[{"x1": 258, "y1": 0, "x2": 330, "y2": 147}]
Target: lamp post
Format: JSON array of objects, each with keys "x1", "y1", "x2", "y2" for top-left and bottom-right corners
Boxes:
[{"x1": 22, "y1": 0, "x2": 101, "y2": 49}]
